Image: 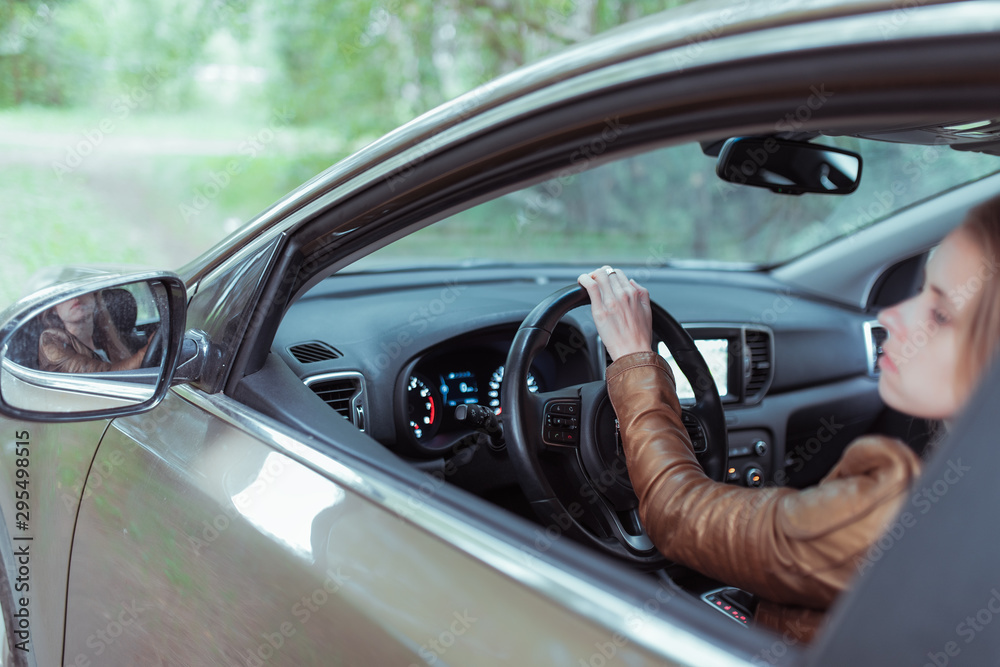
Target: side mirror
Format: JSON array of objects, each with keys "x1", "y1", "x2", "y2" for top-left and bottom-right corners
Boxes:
[
  {"x1": 0, "y1": 271, "x2": 188, "y2": 422},
  {"x1": 716, "y1": 137, "x2": 862, "y2": 195}
]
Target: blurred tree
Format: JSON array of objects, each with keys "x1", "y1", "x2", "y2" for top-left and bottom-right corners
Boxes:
[
  {"x1": 0, "y1": 0, "x2": 67, "y2": 105},
  {"x1": 267, "y1": 0, "x2": 682, "y2": 141},
  {"x1": 1, "y1": 0, "x2": 691, "y2": 125},
  {"x1": 0, "y1": 0, "x2": 262, "y2": 109}
]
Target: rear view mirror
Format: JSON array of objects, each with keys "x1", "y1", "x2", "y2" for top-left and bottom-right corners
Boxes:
[
  {"x1": 716, "y1": 137, "x2": 862, "y2": 195},
  {"x1": 0, "y1": 272, "x2": 187, "y2": 422}
]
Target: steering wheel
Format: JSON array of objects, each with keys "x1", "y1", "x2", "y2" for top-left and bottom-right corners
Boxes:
[
  {"x1": 141, "y1": 326, "x2": 166, "y2": 368},
  {"x1": 502, "y1": 285, "x2": 727, "y2": 567}
]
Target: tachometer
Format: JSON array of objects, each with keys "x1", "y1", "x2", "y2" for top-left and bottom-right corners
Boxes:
[
  {"x1": 407, "y1": 374, "x2": 440, "y2": 441},
  {"x1": 488, "y1": 365, "x2": 538, "y2": 415}
]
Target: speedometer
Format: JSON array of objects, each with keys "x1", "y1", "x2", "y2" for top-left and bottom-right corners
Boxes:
[
  {"x1": 407, "y1": 374, "x2": 440, "y2": 441},
  {"x1": 488, "y1": 365, "x2": 538, "y2": 415}
]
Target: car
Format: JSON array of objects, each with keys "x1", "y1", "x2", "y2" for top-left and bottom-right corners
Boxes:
[{"x1": 3, "y1": 0, "x2": 1000, "y2": 665}]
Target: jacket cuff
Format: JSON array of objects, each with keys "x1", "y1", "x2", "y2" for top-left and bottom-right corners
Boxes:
[{"x1": 605, "y1": 350, "x2": 675, "y2": 388}]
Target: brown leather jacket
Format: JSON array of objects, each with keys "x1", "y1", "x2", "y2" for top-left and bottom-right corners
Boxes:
[
  {"x1": 37, "y1": 297, "x2": 140, "y2": 373},
  {"x1": 606, "y1": 352, "x2": 922, "y2": 640},
  {"x1": 37, "y1": 328, "x2": 141, "y2": 373}
]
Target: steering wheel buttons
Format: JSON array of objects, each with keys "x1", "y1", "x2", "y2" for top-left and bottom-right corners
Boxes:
[
  {"x1": 543, "y1": 400, "x2": 581, "y2": 448},
  {"x1": 680, "y1": 411, "x2": 709, "y2": 453}
]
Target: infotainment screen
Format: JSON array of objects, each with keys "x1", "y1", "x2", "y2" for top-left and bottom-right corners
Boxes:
[{"x1": 657, "y1": 339, "x2": 729, "y2": 400}]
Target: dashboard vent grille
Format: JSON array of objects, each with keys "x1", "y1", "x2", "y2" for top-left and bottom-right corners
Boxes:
[
  {"x1": 865, "y1": 321, "x2": 888, "y2": 377},
  {"x1": 289, "y1": 341, "x2": 342, "y2": 363},
  {"x1": 745, "y1": 329, "x2": 772, "y2": 398},
  {"x1": 306, "y1": 373, "x2": 366, "y2": 431}
]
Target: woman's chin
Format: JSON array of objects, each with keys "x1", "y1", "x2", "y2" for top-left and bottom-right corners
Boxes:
[
  {"x1": 879, "y1": 377, "x2": 954, "y2": 422},
  {"x1": 877, "y1": 376, "x2": 906, "y2": 414}
]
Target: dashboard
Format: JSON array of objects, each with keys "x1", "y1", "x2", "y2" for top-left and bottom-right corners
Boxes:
[{"x1": 272, "y1": 266, "x2": 891, "y2": 493}]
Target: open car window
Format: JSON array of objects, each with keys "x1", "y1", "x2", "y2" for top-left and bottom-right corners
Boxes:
[{"x1": 351, "y1": 138, "x2": 1000, "y2": 271}]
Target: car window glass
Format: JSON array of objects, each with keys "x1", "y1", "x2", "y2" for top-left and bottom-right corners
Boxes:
[{"x1": 351, "y1": 138, "x2": 1000, "y2": 270}]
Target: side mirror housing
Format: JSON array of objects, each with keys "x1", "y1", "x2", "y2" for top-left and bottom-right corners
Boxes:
[
  {"x1": 0, "y1": 271, "x2": 188, "y2": 422},
  {"x1": 716, "y1": 136, "x2": 862, "y2": 195}
]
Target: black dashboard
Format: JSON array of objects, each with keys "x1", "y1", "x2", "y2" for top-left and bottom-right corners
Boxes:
[{"x1": 273, "y1": 265, "x2": 893, "y2": 492}]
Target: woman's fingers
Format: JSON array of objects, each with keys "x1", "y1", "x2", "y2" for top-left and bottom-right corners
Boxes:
[
  {"x1": 579, "y1": 266, "x2": 614, "y2": 310},
  {"x1": 578, "y1": 270, "x2": 600, "y2": 297},
  {"x1": 579, "y1": 265, "x2": 630, "y2": 308},
  {"x1": 581, "y1": 266, "x2": 627, "y2": 298},
  {"x1": 578, "y1": 266, "x2": 653, "y2": 361},
  {"x1": 630, "y1": 278, "x2": 651, "y2": 308}
]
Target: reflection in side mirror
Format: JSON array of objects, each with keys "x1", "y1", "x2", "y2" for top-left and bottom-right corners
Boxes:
[
  {"x1": 716, "y1": 137, "x2": 862, "y2": 195},
  {"x1": 0, "y1": 273, "x2": 187, "y2": 421}
]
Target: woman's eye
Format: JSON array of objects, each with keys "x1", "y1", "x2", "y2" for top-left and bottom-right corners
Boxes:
[{"x1": 932, "y1": 309, "x2": 950, "y2": 325}]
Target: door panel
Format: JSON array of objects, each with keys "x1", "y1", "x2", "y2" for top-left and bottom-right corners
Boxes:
[
  {"x1": 63, "y1": 390, "x2": 680, "y2": 666},
  {"x1": 1, "y1": 419, "x2": 109, "y2": 667}
]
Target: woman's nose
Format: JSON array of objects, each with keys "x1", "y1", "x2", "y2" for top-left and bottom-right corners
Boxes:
[
  {"x1": 878, "y1": 301, "x2": 904, "y2": 337},
  {"x1": 880, "y1": 290, "x2": 925, "y2": 338}
]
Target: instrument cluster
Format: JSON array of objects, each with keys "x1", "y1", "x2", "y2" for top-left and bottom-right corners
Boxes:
[
  {"x1": 406, "y1": 365, "x2": 539, "y2": 442},
  {"x1": 397, "y1": 326, "x2": 593, "y2": 453}
]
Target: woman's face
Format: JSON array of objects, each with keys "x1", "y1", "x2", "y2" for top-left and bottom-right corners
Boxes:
[
  {"x1": 878, "y1": 228, "x2": 985, "y2": 420},
  {"x1": 53, "y1": 293, "x2": 97, "y2": 327}
]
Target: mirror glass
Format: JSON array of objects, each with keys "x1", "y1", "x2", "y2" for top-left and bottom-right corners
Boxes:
[
  {"x1": 716, "y1": 137, "x2": 862, "y2": 195},
  {"x1": 0, "y1": 279, "x2": 169, "y2": 413}
]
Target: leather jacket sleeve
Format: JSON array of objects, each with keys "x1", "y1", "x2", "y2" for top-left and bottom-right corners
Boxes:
[
  {"x1": 606, "y1": 351, "x2": 922, "y2": 610},
  {"x1": 38, "y1": 329, "x2": 143, "y2": 374}
]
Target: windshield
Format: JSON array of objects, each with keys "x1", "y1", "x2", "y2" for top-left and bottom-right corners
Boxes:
[{"x1": 354, "y1": 137, "x2": 1000, "y2": 271}]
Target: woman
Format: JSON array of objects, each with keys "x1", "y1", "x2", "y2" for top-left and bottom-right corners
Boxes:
[
  {"x1": 38, "y1": 291, "x2": 149, "y2": 373},
  {"x1": 578, "y1": 194, "x2": 1000, "y2": 640}
]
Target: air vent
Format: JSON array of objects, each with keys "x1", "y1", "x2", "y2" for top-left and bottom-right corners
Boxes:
[
  {"x1": 864, "y1": 321, "x2": 888, "y2": 377},
  {"x1": 744, "y1": 328, "x2": 773, "y2": 400},
  {"x1": 305, "y1": 372, "x2": 366, "y2": 431},
  {"x1": 289, "y1": 341, "x2": 342, "y2": 363}
]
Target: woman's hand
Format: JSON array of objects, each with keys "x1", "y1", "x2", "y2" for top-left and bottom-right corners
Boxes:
[{"x1": 578, "y1": 266, "x2": 653, "y2": 361}]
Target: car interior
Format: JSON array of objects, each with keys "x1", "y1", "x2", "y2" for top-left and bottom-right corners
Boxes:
[
  {"x1": 148, "y1": 52, "x2": 991, "y2": 650},
  {"x1": 210, "y1": 122, "x2": 1000, "y2": 636}
]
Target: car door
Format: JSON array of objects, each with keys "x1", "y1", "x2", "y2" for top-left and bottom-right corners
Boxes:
[
  {"x1": 61, "y1": 383, "x2": 745, "y2": 666},
  {"x1": 0, "y1": 419, "x2": 109, "y2": 667},
  {"x1": 0, "y1": 270, "x2": 186, "y2": 667},
  {"x1": 54, "y1": 244, "x2": 745, "y2": 666}
]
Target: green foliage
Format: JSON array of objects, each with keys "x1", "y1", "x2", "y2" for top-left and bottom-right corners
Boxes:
[
  {"x1": 266, "y1": 0, "x2": 676, "y2": 137},
  {"x1": 0, "y1": 0, "x2": 710, "y2": 309},
  {"x1": 1, "y1": 0, "x2": 680, "y2": 128},
  {"x1": 365, "y1": 139, "x2": 1000, "y2": 269},
  {"x1": 0, "y1": 1, "x2": 64, "y2": 105}
]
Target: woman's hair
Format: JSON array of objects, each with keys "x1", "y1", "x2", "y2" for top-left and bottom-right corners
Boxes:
[
  {"x1": 40, "y1": 291, "x2": 133, "y2": 362},
  {"x1": 955, "y1": 193, "x2": 1000, "y2": 397},
  {"x1": 40, "y1": 306, "x2": 64, "y2": 331}
]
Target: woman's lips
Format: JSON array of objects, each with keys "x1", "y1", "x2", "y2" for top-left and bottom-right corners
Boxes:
[{"x1": 878, "y1": 351, "x2": 898, "y2": 373}]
